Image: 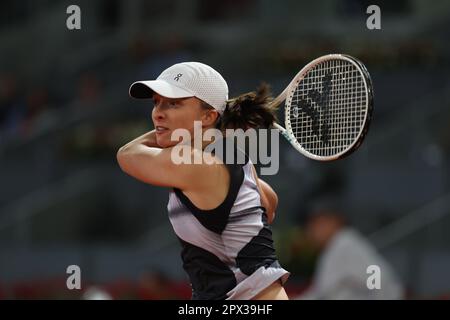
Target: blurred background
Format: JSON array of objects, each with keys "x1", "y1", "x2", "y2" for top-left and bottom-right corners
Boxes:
[{"x1": 1, "y1": 0, "x2": 450, "y2": 299}]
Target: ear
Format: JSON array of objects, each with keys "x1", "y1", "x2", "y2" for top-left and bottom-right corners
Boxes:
[{"x1": 201, "y1": 109, "x2": 220, "y2": 127}]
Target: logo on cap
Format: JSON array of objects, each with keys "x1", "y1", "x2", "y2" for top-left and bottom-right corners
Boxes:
[{"x1": 174, "y1": 73, "x2": 183, "y2": 81}]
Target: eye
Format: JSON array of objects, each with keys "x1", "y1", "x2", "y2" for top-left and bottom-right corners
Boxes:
[{"x1": 169, "y1": 100, "x2": 178, "y2": 107}]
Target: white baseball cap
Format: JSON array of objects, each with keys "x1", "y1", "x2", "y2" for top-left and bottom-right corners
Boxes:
[{"x1": 129, "y1": 62, "x2": 229, "y2": 114}]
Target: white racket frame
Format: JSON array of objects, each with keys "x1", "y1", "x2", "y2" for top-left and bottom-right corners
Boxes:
[{"x1": 271, "y1": 54, "x2": 371, "y2": 161}]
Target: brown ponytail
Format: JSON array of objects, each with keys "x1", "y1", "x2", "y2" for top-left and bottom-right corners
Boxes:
[{"x1": 216, "y1": 83, "x2": 278, "y2": 131}]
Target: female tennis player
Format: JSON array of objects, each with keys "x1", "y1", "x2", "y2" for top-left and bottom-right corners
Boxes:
[{"x1": 117, "y1": 62, "x2": 289, "y2": 300}]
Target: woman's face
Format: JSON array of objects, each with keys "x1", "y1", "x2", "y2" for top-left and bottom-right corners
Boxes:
[{"x1": 151, "y1": 94, "x2": 212, "y2": 148}]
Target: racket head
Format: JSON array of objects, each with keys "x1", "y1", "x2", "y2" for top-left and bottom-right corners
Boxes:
[{"x1": 283, "y1": 54, "x2": 373, "y2": 161}]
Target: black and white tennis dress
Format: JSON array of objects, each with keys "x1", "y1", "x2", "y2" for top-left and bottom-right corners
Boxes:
[{"x1": 167, "y1": 138, "x2": 289, "y2": 300}]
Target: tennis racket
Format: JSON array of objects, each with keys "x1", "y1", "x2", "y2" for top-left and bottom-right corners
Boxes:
[{"x1": 270, "y1": 54, "x2": 373, "y2": 161}]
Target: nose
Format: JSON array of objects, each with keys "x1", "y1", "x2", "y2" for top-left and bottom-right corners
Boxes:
[{"x1": 152, "y1": 103, "x2": 165, "y2": 122}]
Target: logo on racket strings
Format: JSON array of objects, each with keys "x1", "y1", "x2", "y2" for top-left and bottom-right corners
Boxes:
[{"x1": 293, "y1": 72, "x2": 332, "y2": 144}]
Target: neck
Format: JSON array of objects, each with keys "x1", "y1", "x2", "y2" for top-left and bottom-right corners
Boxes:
[{"x1": 190, "y1": 125, "x2": 223, "y2": 151}]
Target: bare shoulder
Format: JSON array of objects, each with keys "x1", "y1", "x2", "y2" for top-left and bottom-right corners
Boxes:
[
  {"x1": 177, "y1": 148, "x2": 231, "y2": 210},
  {"x1": 186, "y1": 148, "x2": 229, "y2": 190}
]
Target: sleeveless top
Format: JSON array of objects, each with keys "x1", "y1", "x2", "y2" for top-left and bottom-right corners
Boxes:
[{"x1": 167, "y1": 137, "x2": 289, "y2": 299}]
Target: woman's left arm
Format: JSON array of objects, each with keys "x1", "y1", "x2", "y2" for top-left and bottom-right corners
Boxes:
[{"x1": 251, "y1": 166, "x2": 278, "y2": 224}]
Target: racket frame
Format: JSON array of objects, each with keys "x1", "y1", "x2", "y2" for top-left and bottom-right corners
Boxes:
[{"x1": 272, "y1": 54, "x2": 374, "y2": 161}]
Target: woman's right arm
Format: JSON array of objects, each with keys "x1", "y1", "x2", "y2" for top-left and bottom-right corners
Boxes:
[
  {"x1": 121, "y1": 129, "x2": 160, "y2": 149},
  {"x1": 117, "y1": 130, "x2": 199, "y2": 189}
]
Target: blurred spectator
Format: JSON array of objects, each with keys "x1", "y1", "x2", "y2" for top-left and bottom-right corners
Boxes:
[{"x1": 294, "y1": 200, "x2": 404, "y2": 300}]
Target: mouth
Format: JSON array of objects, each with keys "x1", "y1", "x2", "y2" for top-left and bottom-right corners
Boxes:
[{"x1": 155, "y1": 126, "x2": 170, "y2": 135}]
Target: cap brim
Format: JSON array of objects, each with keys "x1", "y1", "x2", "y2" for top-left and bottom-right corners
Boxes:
[{"x1": 129, "y1": 80, "x2": 194, "y2": 99}]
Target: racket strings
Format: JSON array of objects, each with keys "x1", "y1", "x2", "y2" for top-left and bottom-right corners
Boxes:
[{"x1": 289, "y1": 59, "x2": 367, "y2": 157}]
